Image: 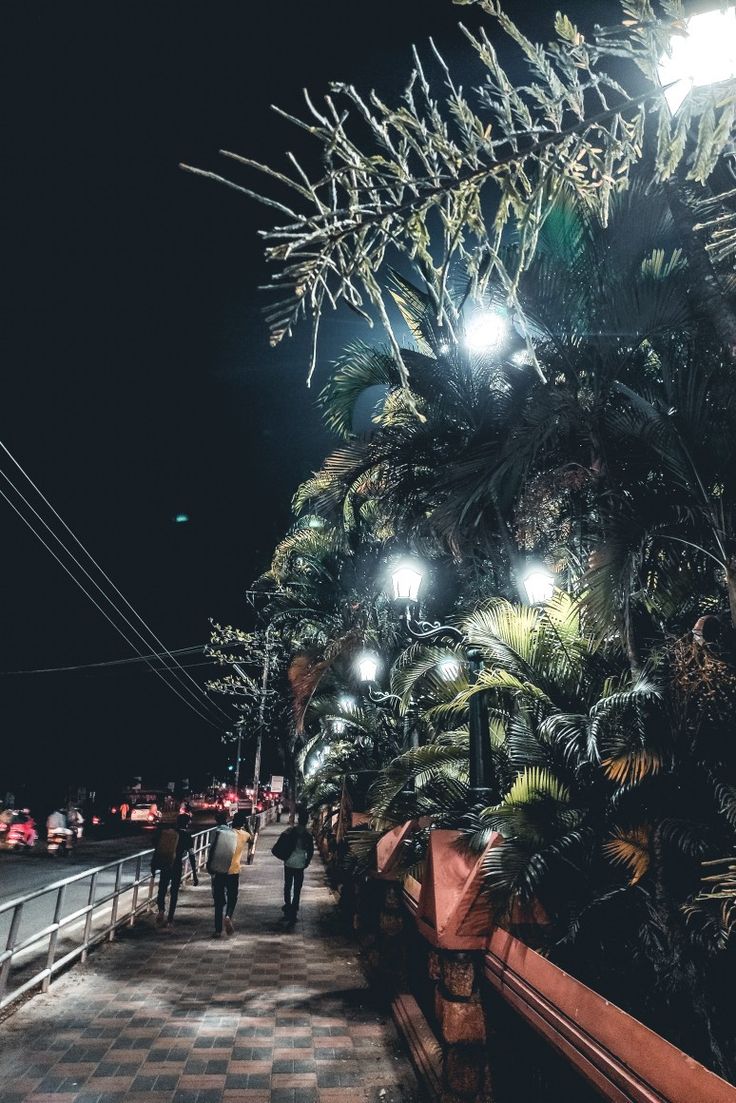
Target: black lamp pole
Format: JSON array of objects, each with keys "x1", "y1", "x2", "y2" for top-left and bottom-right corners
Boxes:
[{"x1": 400, "y1": 603, "x2": 493, "y2": 806}]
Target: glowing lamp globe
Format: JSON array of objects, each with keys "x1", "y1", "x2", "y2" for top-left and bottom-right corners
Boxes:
[
  {"x1": 659, "y1": 7, "x2": 736, "y2": 113},
  {"x1": 439, "y1": 656, "x2": 461, "y2": 682},
  {"x1": 332, "y1": 719, "x2": 346, "y2": 735},
  {"x1": 523, "y1": 569, "x2": 555, "y2": 606},
  {"x1": 391, "y1": 563, "x2": 423, "y2": 603},
  {"x1": 464, "y1": 311, "x2": 508, "y2": 353},
  {"x1": 357, "y1": 653, "x2": 380, "y2": 683}
]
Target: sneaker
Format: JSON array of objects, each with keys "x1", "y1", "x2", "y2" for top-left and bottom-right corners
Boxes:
[
  {"x1": 224, "y1": 916, "x2": 234, "y2": 936},
  {"x1": 156, "y1": 912, "x2": 166, "y2": 928}
]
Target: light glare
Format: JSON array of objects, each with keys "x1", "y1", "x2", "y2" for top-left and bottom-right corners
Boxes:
[
  {"x1": 357, "y1": 652, "x2": 380, "y2": 683},
  {"x1": 523, "y1": 568, "x2": 555, "y2": 606},
  {"x1": 659, "y1": 7, "x2": 736, "y2": 113},
  {"x1": 439, "y1": 656, "x2": 461, "y2": 682},
  {"x1": 464, "y1": 311, "x2": 508, "y2": 353},
  {"x1": 391, "y1": 562, "x2": 423, "y2": 603}
]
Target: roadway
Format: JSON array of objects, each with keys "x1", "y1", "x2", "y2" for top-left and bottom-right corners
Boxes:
[
  {"x1": 0, "y1": 814, "x2": 217, "y2": 905},
  {"x1": 0, "y1": 832, "x2": 153, "y2": 905},
  {"x1": 0, "y1": 819, "x2": 215, "y2": 1009}
]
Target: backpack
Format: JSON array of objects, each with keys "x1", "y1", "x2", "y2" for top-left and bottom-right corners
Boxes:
[
  {"x1": 152, "y1": 827, "x2": 179, "y2": 871},
  {"x1": 271, "y1": 827, "x2": 297, "y2": 862},
  {"x1": 285, "y1": 841, "x2": 310, "y2": 870},
  {"x1": 207, "y1": 826, "x2": 237, "y2": 874}
]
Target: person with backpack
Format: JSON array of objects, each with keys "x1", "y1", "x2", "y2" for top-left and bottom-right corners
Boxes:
[
  {"x1": 151, "y1": 812, "x2": 199, "y2": 928},
  {"x1": 271, "y1": 806, "x2": 314, "y2": 922},
  {"x1": 206, "y1": 809, "x2": 252, "y2": 937}
]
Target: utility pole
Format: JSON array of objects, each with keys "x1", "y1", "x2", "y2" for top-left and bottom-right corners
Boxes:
[
  {"x1": 233, "y1": 721, "x2": 243, "y2": 794},
  {"x1": 252, "y1": 624, "x2": 273, "y2": 816}
]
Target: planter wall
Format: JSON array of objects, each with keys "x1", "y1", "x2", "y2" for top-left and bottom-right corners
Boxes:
[{"x1": 378, "y1": 820, "x2": 736, "y2": 1103}]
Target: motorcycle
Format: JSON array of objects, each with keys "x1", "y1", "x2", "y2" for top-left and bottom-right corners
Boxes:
[
  {"x1": 4, "y1": 813, "x2": 38, "y2": 851},
  {"x1": 47, "y1": 827, "x2": 75, "y2": 856}
]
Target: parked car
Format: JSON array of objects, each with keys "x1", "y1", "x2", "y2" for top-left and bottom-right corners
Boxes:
[{"x1": 129, "y1": 802, "x2": 161, "y2": 827}]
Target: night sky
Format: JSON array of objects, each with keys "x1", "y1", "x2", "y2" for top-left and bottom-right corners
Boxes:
[{"x1": 0, "y1": 1, "x2": 617, "y2": 801}]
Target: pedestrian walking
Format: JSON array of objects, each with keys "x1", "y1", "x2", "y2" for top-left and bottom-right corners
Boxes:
[
  {"x1": 206, "y1": 809, "x2": 252, "y2": 938},
  {"x1": 271, "y1": 806, "x2": 314, "y2": 923},
  {"x1": 152, "y1": 813, "x2": 199, "y2": 927}
]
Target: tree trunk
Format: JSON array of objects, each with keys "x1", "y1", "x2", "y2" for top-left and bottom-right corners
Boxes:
[{"x1": 725, "y1": 561, "x2": 736, "y2": 629}]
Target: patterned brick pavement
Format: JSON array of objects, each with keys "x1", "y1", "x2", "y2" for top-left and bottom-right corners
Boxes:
[{"x1": 0, "y1": 824, "x2": 419, "y2": 1103}]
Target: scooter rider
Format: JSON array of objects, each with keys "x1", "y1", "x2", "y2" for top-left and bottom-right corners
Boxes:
[
  {"x1": 67, "y1": 806, "x2": 85, "y2": 840},
  {"x1": 47, "y1": 807, "x2": 68, "y2": 833}
]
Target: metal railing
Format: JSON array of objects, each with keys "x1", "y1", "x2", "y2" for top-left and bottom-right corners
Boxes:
[{"x1": 0, "y1": 809, "x2": 273, "y2": 1012}]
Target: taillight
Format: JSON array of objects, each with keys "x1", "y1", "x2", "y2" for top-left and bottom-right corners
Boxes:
[
  {"x1": 111, "y1": 807, "x2": 117, "y2": 814},
  {"x1": 92, "y1": 816, "x2": 100, "y2": 825},
  {"x1": 148, "y1": 814, "x2": 154, "y2": 821}
]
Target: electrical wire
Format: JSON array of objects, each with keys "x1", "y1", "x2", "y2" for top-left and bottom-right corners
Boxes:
[
  {"x1": 0, "y1": 459, "x2": 228, "y2": 724},
  {"x1": 0, "y1": 464, "x2": 224, "y2": 723},
  {"x1": 0, "y1": 438, "x2": 231, "y2": 722},
  {"x1": 0, "y1": 483, "x2": 223, "y2": 730},
  {"x1": 0, "y1": 645, "x2": 206, "y2": 676}
]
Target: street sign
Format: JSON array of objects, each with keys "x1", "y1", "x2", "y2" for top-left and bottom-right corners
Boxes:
[{"x1": 270, "y1": 775, "x2": 284, "y2": 793}]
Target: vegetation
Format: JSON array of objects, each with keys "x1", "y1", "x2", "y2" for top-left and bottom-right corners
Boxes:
[{"x1": 199, "y1": 0, "x2": 736, "y2": 1082}]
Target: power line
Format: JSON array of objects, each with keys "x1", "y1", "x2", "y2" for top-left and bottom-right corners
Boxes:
[
  {"x1": 0, "y1": 439, "x2": 231, "y2": 722},
  {"x1": 0, "y1": 483, "x2": 223, "y2": 730},
  {"x1": 0, "y1": 645, "x2": 206, "y2": 676},
  {"x1": 0, "y1": 464, "x2": 224, "y2": 724}
]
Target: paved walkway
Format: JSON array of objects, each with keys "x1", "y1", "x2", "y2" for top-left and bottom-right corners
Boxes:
[{"x1": 0, "y1": 824, "x2": 419, "y2": 1103}]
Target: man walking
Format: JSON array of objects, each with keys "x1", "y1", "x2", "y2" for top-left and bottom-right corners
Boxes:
[
  {"x1": 271, "y1": 806, "x2": 314, "y2": 923},
  {"x1": 206, "y1": 809, "x2": 252, "y2": 938},
  {"x1": 152, "y1": 812, "x2": 199, "y2": 928}
]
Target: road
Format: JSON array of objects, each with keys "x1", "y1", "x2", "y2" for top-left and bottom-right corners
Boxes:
[
  {"x1": 0, "y1": 832, "x2": 154, "y2": 905},
  {"x1": 0, "y1": 821, "x2": 215, "y2": 1009}
]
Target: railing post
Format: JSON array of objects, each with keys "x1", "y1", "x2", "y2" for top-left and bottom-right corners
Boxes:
[
  {"x1": 130, "y1": 856, "x2": 142, "y2": 923},
  {"x1": 0, "y1": 902, "x2": 24, "y2": 1003},
  {"x1": 43, "y1": 885, "x2": 67, "y2": 992},
  {"x1": 428, "y1": 949, "x2": 492, "y2": 1103},
  {"x1": 81, "y1": 872, "x2": 98, "y2": 962},
  {"x1": 108, "y1": 862, "x2": 123, "y2": 941}
]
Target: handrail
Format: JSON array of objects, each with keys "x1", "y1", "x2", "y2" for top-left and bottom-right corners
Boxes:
[
  {"x1": 0, "y1": 809, "x2": 273, "y2": 1011},
  {"x1": 398, "y1": 873, "x2": 736, "y2": 1103}
]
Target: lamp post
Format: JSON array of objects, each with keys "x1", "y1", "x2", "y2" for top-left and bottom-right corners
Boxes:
[
  {"x1": 354, "y1": 651, "x2": 417, "y2": 795},
  {"x1": 356, "y1": 651, "x2": 403, "y2": 706},
  {"x1": 522, "y1": 567, "x2": 555, "y2": 606},
  {"x1": 658, "y1": 5, "x2": 736, "y2": 114},
  {"x1": 655, "y1": 4, "x2": 736, "y2": 352},
  {"x1": 388, "y1": 561, "x2": 494, "y2": 806}
]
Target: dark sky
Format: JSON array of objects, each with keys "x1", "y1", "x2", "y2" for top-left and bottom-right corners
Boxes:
[{"x1": 0, "y1": 1, "x2": 617, "y2": 800}]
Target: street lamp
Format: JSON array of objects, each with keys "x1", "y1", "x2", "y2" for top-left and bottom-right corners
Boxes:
[
  {"x1": 438, "y1": 656, "x2": 461, "y2": 682},
  {"x1": 391, "y1": 562, "x2": 423, "y2": 603},
  {"x1": 658, "y1": 6, "x2": 736, "y2": 113},
  {"x1": 357, "y1": 652, "x2": 380, "y2": 684},
  {"x1": 384, "y1": 569, "x2": 493, "y2": 805},
  {"x1": 464, "y1": 310, "x2": 509, "y2": 353},
  {"x1": 523, "y1": 568, "x2": 555, "y2": 606},
  {"x1": 355, "y1": 651, "x2": 403, "y2": 706}
]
